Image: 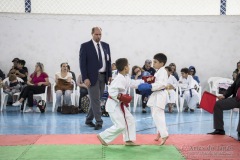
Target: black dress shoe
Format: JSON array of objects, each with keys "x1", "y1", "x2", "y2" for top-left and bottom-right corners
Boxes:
[
  {"x1": 94, "y1": 124, "x2": 102, "y2": 130},
  {"x1": 85, "y1": 122, "x2": 95, "y2": 127},
  {"x1": 184, "y1": 107, "x2": 189, "y2": 112},
  {"x1": 207, "y1": 129, "x2": 225, "y2": 135},
  {"x1": 237, "y1": 132, "x2": 240, "y2": 141}
]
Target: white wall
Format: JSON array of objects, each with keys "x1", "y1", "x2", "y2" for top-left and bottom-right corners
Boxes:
[{"x1": 0, "y1": 13, "x2": 240, "y2": 91}]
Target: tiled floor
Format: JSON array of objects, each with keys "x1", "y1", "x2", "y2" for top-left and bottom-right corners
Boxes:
[{"x1": 0, "y1": 104, "x2": 239, "y2": 140}]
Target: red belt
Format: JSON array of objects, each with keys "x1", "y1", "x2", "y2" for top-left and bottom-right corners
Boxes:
[{"x1": 108, "y1": 96, "x2": 130, "y2": 139}]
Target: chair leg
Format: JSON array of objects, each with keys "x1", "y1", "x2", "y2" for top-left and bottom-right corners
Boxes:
[
  {"x1": 133, "y1": 95, "x2": 140, "y2": 112},
  {"x1": 3, "y1": 95, "x2": 8, "y2": 110},
  {"x1": 23, "y1": 99, "x2": 27, "y2": 112},
  {"x1": 229, "y1": 109, "x2": 233, "y2": 136},
  {"x1": 175, "y1": 99, "x2": 179, "y2": 112},
  {"x1": 179, "y1": 97, "x2": 184, "y2": 112}
]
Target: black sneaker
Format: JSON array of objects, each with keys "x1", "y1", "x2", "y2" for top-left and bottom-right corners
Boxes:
[
  {"x1": 142, "y1": 109, "x2": 147, "y2": 113},
  {"x1": 190, "y1": 109, "x2": 194, "y2": 112}
]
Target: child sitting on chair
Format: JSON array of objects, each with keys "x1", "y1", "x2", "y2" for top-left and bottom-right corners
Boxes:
[
  {"x1": 4, "y1": 74, "x2": 21, "y2": 104},
  {"x1": 97, "y1": 58, "x2": 145, "y2": 146},
  {"x1": 179, "y1": 68, "x2": 199, "y2": 112},
  {"x1": 165, "y1": 66, "x2": 178, "y2": 113}
]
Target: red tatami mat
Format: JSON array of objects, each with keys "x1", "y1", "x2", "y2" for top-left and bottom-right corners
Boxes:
[
  {"x1": 0, "y1": 135, "x2": 41, "y2": 146},
  {"x1": 1, "y1": 134, "x2": 240, "y2": 159}
]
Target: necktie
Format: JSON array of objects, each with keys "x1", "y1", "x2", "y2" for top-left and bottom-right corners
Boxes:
[{"x1": 97, "y1": 43, "x2": 103, "y2": 69}]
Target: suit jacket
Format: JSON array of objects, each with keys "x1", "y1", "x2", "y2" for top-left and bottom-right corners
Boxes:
[{"x1": 79, "y1": 40, "x2": 112, "y2": 86}]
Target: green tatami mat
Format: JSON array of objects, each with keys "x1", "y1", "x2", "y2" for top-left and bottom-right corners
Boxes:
[
  {"x1": 0, "y1": 146, "x2": 30, "y2": 160},
  {"x1": 0, "y1": 145, "x2": 103, "y2": 160},
  {"x1": 105, "y1": 145, "x2": 185, "y2": 160},
  {"x1": 0, "y1": 145, "x2": 185, "y2": 160}
]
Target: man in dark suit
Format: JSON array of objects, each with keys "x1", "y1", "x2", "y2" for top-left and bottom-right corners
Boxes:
[
  {"x1": 79, "y1": 27, "x2": 112, "y2": 130},
  {"x1": 208, "y1": 71, "x2": 240, "y2": 141}
]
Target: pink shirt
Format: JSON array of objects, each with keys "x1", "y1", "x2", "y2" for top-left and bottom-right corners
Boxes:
[{"x1": 30, "y1": 72, "x2": 48, "y2": 85}]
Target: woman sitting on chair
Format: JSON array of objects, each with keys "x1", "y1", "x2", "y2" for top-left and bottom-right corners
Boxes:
[
  {"x1": 55, "y1": 63, "x2": 73, "y2": 108},
  {"x1": 131, "y1": 65, "x2": 151, "y2": 113},
  {"x1": 13, "y1": 62, "x2": 49, "y2": 112}
]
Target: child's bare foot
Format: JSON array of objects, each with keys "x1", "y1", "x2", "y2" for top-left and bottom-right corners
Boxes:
[
  {"x1": 154, "y1": 133, "x2": 161, "y2": 141},
  {"x1": 125, "y1": 141, "x2": 140, "y2": 146},
  {"x1": 97, "y1": 135, "x2": 108, "y2": 146},
  {"x1": 159, "y1": 136, "x2": 168, "y2": 146}
]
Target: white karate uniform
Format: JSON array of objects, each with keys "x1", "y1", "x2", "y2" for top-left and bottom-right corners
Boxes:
[
  {"x1": 99, "y1": 73, "x2": 143, "y2": 143},
  {"x1": 147, "y1": 67, "x2": 169, "y2": 138},
  {"x1": 178, "y1": 75, "x2": 199, "y2": 109},
  {"x1": 167, "y1": 75, "x2": 178, "y2": 104}
]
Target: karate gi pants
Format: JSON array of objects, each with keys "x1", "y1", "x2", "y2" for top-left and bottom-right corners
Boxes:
[{"x1": 99, "y1": 105, "x2": 136, "y2": 143}]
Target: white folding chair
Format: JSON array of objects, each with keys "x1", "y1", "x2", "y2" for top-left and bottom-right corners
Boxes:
[
  {"x1": 0, "y1": 77, "x2": 24, "y2": 111},
  {"x1": 133, "y1": 89, "x2": 142, "y2": 112},
  {"x1": 174, "y1": 86, "x2": 180, "y2": 112},
  {"x1": 207, "y1": 77, "x2": 222, "y2": 94},
  {"x1": 52, "y1": 79, "x2": 76, "y2": 112},
  {"x1": 212, "y1": 78, "x2": 233, "y2": 96}
]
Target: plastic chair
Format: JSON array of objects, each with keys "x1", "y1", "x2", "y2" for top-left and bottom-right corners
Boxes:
[
  {"x1": 212, "y1": 78, "x2": 233, "y2": 96},
  {"x1": 207, "y1": 77, "x2": 222, "y2": 93},
  {"x1": 0, "y1": 77, "x2": 24, "y2": 111},
  {"x1": 133, "y1": 89, "x2": 142, "y2": 112},
  {"x1": 52, "y1": 79, "x2": 76, "y2": 112}
]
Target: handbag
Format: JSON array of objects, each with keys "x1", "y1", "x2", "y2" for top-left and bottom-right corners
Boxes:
[
  {"x1": 37, "y1": 100, "x2": 46, "y2": 113},
  {"x1": 61, "y1": 105, "x2": 79, "y2": 114},
  {"x1": 55, "y1": 79, "x2": 73, "y2": 91}
]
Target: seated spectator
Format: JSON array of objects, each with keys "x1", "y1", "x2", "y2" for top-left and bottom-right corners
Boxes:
[
  {"x1": 12, "y1": 62, "x2": 50, "y2": 112},
  {"x1": 7, "y1": 58, "x2": 19, "y2": 77},
  {"x1": 142, "y1": 59, "x2": 156, "y2": 76},
  {"x1": 131, "y1": 65, "x2": 151, "y2": 113},
  {"x1": 55, "y1": 63, "x2": 73, "y2": 108},
  {"x1": 169, "y1": 63, "x2": 179, "y2": 81},
  {"x1": 21, "y1": 60, "x2": 28, "y2": 77},
  {"x1": 111, "y1": 63, "x2": 118, "y2": 80},
  {"x1": 67, "y1": 64, "x2": 76, "y2": 84},
  {"x1": 77, "y1": 74, "x2": 88, "y2": 112},
  {"x1": 189, "y1": 66, "x2": 200, "y2": 84},
  {"x1": 232, "y1": 61, "x2": 240, "y2": 81},
  {"x1": 15, "y1": 60, "x2": 28, "y2": 83},
  {"x1": 178, "y1": 68, "x2": 199, "y2": 112},
  {"x1": 3, "y1": 74, "x2": 22, "y2": 105},
  {"x1": 165, "y1": 66, "x2": 178, "y2": 113},
  {"x1": 208, "y1": 69, "x2": 240, "y2": 140}
]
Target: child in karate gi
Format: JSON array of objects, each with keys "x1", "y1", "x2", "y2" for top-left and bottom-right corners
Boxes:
[
  {"x1": 165, "y1": 66, "x2": 178, "y2": 113},
  {"x1": 97, "y1": 58, "x2": 144, "y2": 146},
  {"x1": 147, "y1": 53, "x2": 169, "y2": 145},
  {"x1": 178, "y1": 68, "x2": 199, "y2": 112}
]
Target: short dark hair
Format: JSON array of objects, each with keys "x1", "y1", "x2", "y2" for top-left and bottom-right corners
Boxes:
[
  {"x1": 116, "y1": 58, "x2": 128, "y2": 72},
  {"x1": 181, "y1": 68, "x2": 189, "y2": 74},
  {"x1": 165, "y1": 66, "x2": 172, "y2": 72},
  {"x1": 91, "y1": 27, "x2": 102, "y2": 34},
  {"x1": 153, "y1": 53, "x2": 167, "y2": 65},
  {"x1": 67, "y1": 65, "x2": 70, "y2": 70},
  {"x1": 17, "y1": 60, "x2": 25, "y2": 65},
  {"x1": 60, "y1": 62, "x2": 68, "y2": 67},
  {"x1": 9, "y1": 74, "x2": 17, "y2": 81}
]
